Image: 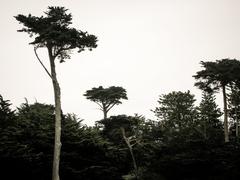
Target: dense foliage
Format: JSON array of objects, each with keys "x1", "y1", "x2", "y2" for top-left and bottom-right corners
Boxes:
[
  {"x1": 1, "y1": 89, "x2": 240, "y2": 179},
  {"x1": 15, "y1": 6, "x2": 97, "y2": 62}
]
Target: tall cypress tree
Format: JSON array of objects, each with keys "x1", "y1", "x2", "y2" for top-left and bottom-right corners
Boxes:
[{"x1": 15, "y1": 7, "x2": 97, "y2": 180}]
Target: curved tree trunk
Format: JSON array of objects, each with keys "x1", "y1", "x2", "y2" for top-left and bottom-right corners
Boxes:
[
  {"x1": 48, "y1": 48, "x2": 62, "y2": 180},
  {"x1": 222, "y1": 85, "x2": 229, "y2": 143}
]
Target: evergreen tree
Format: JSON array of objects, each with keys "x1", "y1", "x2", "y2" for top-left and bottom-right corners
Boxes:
[
  {"x1": 197, "y1": 92, "x2": 223, "y2": 141},
  {"x1": 0, "y1": 95, "x2": 15, "y2": 129},
  {"x1": 193, "y1": 59, "x2": 240, "y2": 142},
  {"x1": 84, "y1": 86, "x2": 127, "y2": 119},
  {"x1": 0, "y1": 95, "x2": 18, "y2": 158},
  {"x1": 153, "y1": 91, "x2": 198, "y2": 141},
  {"x1": 15, "y1": 6, "x2": 97, "y2": 180}
]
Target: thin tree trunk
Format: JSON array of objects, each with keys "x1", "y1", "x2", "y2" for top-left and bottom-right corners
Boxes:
[
  {"x1": 222, "y1": 85, "x2": 229, "y2": 143},
  {"x1": 48, "y1": 47, "x2": 62, "y2": 180},
  {"x1": 120, "y1": 127, "x2": 138, "y2": 179}
]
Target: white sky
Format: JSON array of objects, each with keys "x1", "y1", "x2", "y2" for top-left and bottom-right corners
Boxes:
[{"x1": 1, "y1": 0, "x2": 240, "y2": 125}]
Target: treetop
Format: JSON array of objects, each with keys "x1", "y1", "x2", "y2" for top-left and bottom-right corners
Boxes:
[
  {"x1": 15, "y1": 6, "x2": 98, "y2": 62},
  {"x1": 84, "y1": 86, "x2": 128, "y2": 104},
  {"x1": 193, "y1": 58, "x2": 240, "y2": 92}
]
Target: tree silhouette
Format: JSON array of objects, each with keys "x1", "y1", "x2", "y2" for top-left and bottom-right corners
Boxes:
[
  {"x1": 84, "y1": 86, "x2": 127, "y2": 119},
  {"x1": 153, "y1": 91, "x2": 198, "y2": 133},
  {"x1": 193, "y1": 59, "x2": 240, "y2": 142},
  {"x1": 15, "y1": 6, "x2": 97, "y2": 180},
  {"x1": 198, "y1": 92, "x2": 223, "y2": 141}
]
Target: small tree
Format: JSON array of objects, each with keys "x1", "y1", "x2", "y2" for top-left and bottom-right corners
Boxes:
[
  {"x1": 97, "y1": 115, "x2": 143, "y2": 179},
  {"x1": 198, "y1": 92, "x2": 223, "y2": 141},
  {"x1": 153, "y1": 91, "x2": 198, "y2": 132},
  {"x1": 84, "y1": 86, "x2": 127, "y2": 119},
  {"x1": 15, "y1": 6, "x2": 97, "y2": 180}
]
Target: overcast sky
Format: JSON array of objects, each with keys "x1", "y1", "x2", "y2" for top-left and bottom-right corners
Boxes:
[{"x1": 1, "y1": 0, "x2": 240, "y2": 125}]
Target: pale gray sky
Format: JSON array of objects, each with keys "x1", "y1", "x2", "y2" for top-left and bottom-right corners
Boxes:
[{"x1": 1, "y1": 0, "x2": 240, "y2": 125}]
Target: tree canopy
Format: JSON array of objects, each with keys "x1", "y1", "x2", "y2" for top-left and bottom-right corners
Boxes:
[
  {"x1": 193, "y1": 59, "x2": 240, "y2": 92},
  {"x1": 15, "y1": 6, "x2": 97, "y2": 62},
  {"x1": 84, "y1": 86, "x2": 128, "y2": 119},
  {"x1": 153, "y1": 91, "x2": 198, "y2": 132},
  {"x1": 2, "y1": 89, "x2": 240, "y2": 180}
]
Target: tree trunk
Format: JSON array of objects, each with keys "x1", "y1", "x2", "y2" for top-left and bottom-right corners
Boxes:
[
  {"x1": 103, "y1": 110, "x2": 107, "y2": 120},
  {"x1": 102, "y1": 104, "x2": 107, "y2": 119},
  {"x1": 222, "y1": 85, "x2": 229, "y2": 143},
  {"x1": 120, "y1": 127, "x2": 138, "y2": 179},
  {"x1": 48, "y1": 48, "x2": 62, "y2": 180}
]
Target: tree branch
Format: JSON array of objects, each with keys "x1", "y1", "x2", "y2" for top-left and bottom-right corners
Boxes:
[
  {"x1": 54, "y1": 45, "x2": 74, "y2": 58},
  {"x1": 34, "y1": 47, "x2": 52, "y2": 79},
  {"x1": 106, "y1": 102, "x2": 117, "y2": 113},
  {"x1": 95, "y1": 102, "x2": 103, "y2": 110}
]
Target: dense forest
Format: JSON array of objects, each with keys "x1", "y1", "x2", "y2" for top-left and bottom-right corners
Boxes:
[
  {"x1": 1, "y1": 73, "x2": 240, "y2": 180},
  {"x1": 1, "y1": 6, "x2": 240, "y2": 180}
]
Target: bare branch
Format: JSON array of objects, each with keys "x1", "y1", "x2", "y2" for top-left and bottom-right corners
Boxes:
[
  {"x1": 106, "y1": 102, "x2": 117, "y2": 112},
  {"x1": 95, "y1": 102, "x2": 103, "y2": 110},
  {"x1": 34, "y1": 47, "x2": 52, "y2": 79},
  {"x1": 54, "y1": 45, "x2": 74, "y2": 58}
]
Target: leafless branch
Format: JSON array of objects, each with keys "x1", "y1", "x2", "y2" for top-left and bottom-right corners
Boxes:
[{"x1": 34, "y1": 47, "x2": 52, "y2": 79}]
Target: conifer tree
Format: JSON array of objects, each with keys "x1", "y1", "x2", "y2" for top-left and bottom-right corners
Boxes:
[
  {"x1": 198, "y1": 92, "x2": 222, "y2": 140},
  {"x1": 193, "y1": 59, "x2": 240, "y2": 142},
  {"x1": 15, "y1": 7, "x2": 97, "y2": 180},
  {"x1": 84, "y1": 86, "x2": 127, "y2": 119}
]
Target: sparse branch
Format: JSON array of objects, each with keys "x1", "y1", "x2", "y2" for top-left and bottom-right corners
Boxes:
[
  {"x1": 106, "y1": 102, "x2": 117, "y2": 112},
  {"x1": 54, "y1": 47, "x2": 63, "y2": 58},
  {"x1": 95, "y1": 101, "x2": 103, "y2": 110},
  {"x1": 131, "y1": 141, "x2": 139, "y2": 147},
  {"x1": 34, "y1": 47, "x2": 52, "y2": 79},
  {"x1": 120, "y1": 127, "x2": 139, "y2": 179},
  {"x1": 54, "y1": 45, "x2": 74, "y2": 58},
  {"x1": 105, "y1": 101, "x2": 114, "y2": 109}
]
